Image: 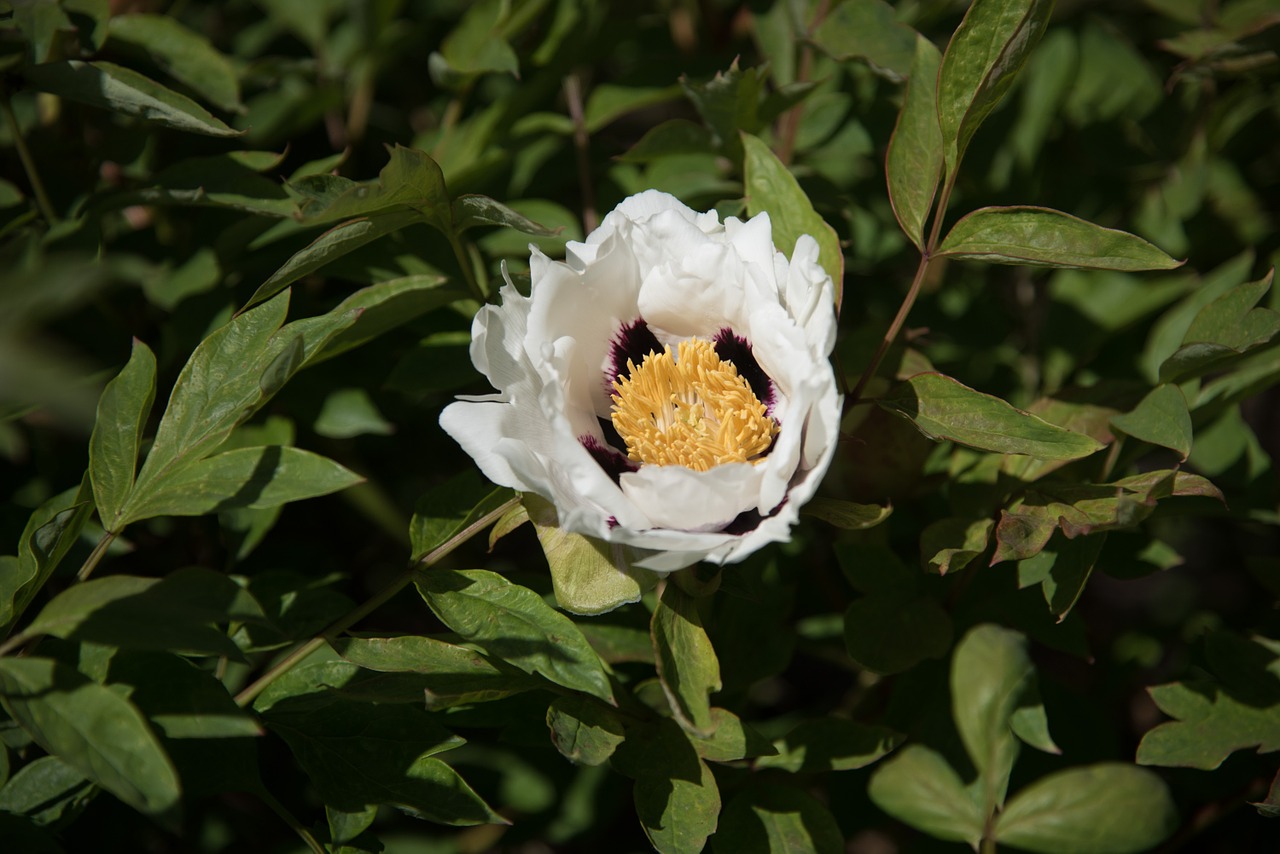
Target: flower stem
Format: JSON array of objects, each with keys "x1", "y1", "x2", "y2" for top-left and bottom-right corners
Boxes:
[
  {"x1": 258, "y1": 787, "x2": 325, "y2": 854},
  {"x1": 1, "y1": 92, "x2": 59, "y2": 226},
  {"x1": 77, "y1": 532, "x2": 117, "y2": 582},
  {"x1": 233, "y1": 496, "x2": 519, "y2": 708},
  {"x1": 563, "y1": 73, "x2": 598, "y2": 234},
  {"x1": 847, "y1": 173, "x2": 956, "y2": 407}
]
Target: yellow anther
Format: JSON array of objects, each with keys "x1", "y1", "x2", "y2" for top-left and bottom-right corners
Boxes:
[{"x1": 610, "y1": 338, "x2": 775, "y2": 471}]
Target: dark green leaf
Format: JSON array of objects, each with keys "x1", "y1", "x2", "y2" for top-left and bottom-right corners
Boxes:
[
  {"x1": 951, "y1": 624, "x2": 1031, "y2": 811},
  {"x1": 584, "y1": 84, "x2": 682, "y2": 133},
  {"x1": 711, "y1": 785, "x2": 844, "y2": 854},
  {"x1": 122, "y1": 446, "x2": 362, "y2": 524},
  {"x1": 247, "y1": 210, "x2": 423, "y2": 308},
  {"x1": 937, "y1": 0, "x2": 1054, "y2": 173},
  {"x1": 868, "y1": 744, "x2": 984, "y2": 844},
  {"x1": 308, "y1": 274, "x2": 463, "y2": 363},
  {"x1": 1110, "y1": 384, "x2": 1193, "y2": 460},
  {"x1": 615, "y1": 720, "x2": 720, "y2": 854},
  {"x1": 314, "y1": 388, "x2": 393, "y2": 440},
  {"x1": 844, "y1": 589, "x2": 952, "y2": 675},
  {"x1": 741, "y1": 133, "x2": 843, "y2": 307},
  {"x1": 0, "y1": 657, "x2": 180, "y2": 823},
  {"x1": 755, "y1": 719, "x2": 902, "y2": 772},
  {"x1": 879, "y1": 373, "x2": 1107, "y2": 460},
  {"x1": 1, "y1": 479, "x2": 93, "y2": 635},
  {"x1": 416, "y1": 569, "x2": 614, "y2": 703},
  {"x1": 22, "y1": 61, "x2": 241, "y2": 137},
  {"x1": 432, "y1": 0, "x2": 519, "y2": 83},
  {"x1": 886, "y1": 35, "x2": 944, "y2": 249},
  {"x1": 1159, "y1": 270, "x2": 1280, "y2": 382},
  {"x1": 800, "y1": 497, "x2": 892, "y2": 530},
  {"x1": 331, "y1": 635, "x2": 538, "y2": 709},
  {"x1": 680, "y1": 61, "x2": 764, "y2": 162},
  {"x1": 0, "y1": 755, "x2": 92, "y2": 826},
  {"x1": 106, "y1": 651, "x2": 262, "y2": 739},
  {"x1": 295, "y1": 145, "x2": 452, "y2": 230},
  {"x1": 101, "y1": 151, "x2": 295, "y2": 218},
  {"x1": 652, "y1": 583, "x2": 722, "y2": 737},
  {"x1": 107, "y1": 13, "x2": 241, "y2": 112},
  {"x1": 89, "y1": 339, "x2": 155, "y2": 531},
  {"x1": 24, "y1": 568, "x2": 267, "y2": 659},
  {"x1": 937, "y1": 207, "x2": 1183, "y2": 271},
  {"x1": 811, "y1": 0, "x2": 917, "y2": 80},
  {"x1": 1017, "y1": 533, "x2": 1107, "y2": 620},
  {"x1": 546, "y1": 695, "x2": 625, "y2": 766},
  {"x1": 995, "y1": 764, "x2": 1178, "y2": 853},
  {"x1": 920, "y1": 517, "x2": 994, "y2": 575},
  {"x1": 618, "y1": 119, "x2": 715, "y2": 163},
  {"x1": 264, "y1": 698, "x2": 503, "y2": 826},
  {"x1": 410, "y1": 469, "x2": 514, "y2": 562},
  {"x1": 525, "y1": 494, "x2": 655, "y2": 616}
]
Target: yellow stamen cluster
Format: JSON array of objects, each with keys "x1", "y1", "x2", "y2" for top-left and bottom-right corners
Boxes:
[{"x1": 610, "y1": 338, "x2": 775, "y2": 472}]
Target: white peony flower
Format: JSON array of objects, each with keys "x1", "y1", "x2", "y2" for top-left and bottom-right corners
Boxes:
[{"x1": 440, "y1": 190, "x2": 842, "y2": 573}]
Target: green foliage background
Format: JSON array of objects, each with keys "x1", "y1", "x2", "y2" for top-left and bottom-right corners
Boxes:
[{"x1": 1, "y1": 0, "x2": 1278, "y2": 852}]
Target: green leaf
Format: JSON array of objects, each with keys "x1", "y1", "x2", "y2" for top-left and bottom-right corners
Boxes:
[
  {"x1": 309, "y1": 274, "x2": 463, "y2": 363},
  {"x1": 1137, "y1": 680, "x2": 1280, "y2": 770},
  {"x1": 546, "y1": 695, "x2": 626, "y2": 766},
  {"x1": 327, "y1": 805, "x2": 377, "y2": 847},
  {"x1": 89, "y1": 339, "x2": 156, "y2": 530},
  {"x1": 920, "y1": 517, "x2": 994, "y2": 575},
  {"x1": 525, "y1": 494, "x2": 656, "y2": 616},
  {"x1": 1, "y1": 479, "x2": 94, "y2": 635},
  {"x1": 951, "y1": 624, "x2": 1032, "y2": 811},
  {"x1": 879, "y1": 373, "x2": 1106, "y2": 460},
  {"x1": 992, "y1": 470, "x2": 1224, "y2": 563},
  {"x1": 263, "y1": 698, "x2": 504, "y2": 826},
  {"x1": 121, "y1": 446, "x2": 362, "y2": 524},
  {"x1": 415, "y1": 569, "x2": 614, "y2": 704},
  {"x1": 995, "y1": 764, "x2": 1178, "y2": 853},
  {"x1": 936, "y1": 0, "x2": 1054, "y2": 174},
  {"x1": 410, "y1": 469, "x2": 513, "y2": 562},
  {"x1": 331, "y1": 635, "x2": 538, "y2": 709},
  {"x1": 800, "y1": 497, "x2": 892, "y2": 530},
  {"x1": 1017, "y1": 533, "x2": 1107, "y2": 620},
  {"x1": 844, "y1": 589, "x2": 953, "y2": 675},
  {"x1": 0, "y1": 755, "x2": 92, "y2": 826},
  {"x1": 107, "y1": 13, "x2": 242, "y2": 112},
  {"x1": 106, "y1": 651, "x2": 263, "y2": 740},
  {"x1": 431, "y1": 0, "x2": 519, "y2": 84},
  {"x1": 0, "y1": 657, "x2": 180, "y2": 823},
  {"x1": 1110, "y1": 384, "x2": 1193, "y2": 461},
  {"x1": 247, "y1": 210, "x2": 423, "y2": 309},
  {"x1": 937, "y1": 207, "x2": 1183, "y2": 271},
  {"x1": 652, "y1": 583, "x2": 722, "y2": 737},
  {"x1": 614, "y1": 720, "x2": 720, "y2": 854},
  {"x1": 584, "y1": 84, "x2": 683, "y2": 133},
  {"x1": 711, "y1": 785, "x2": 844, "y2": 854},
  {"x1": 294, "y1": 145, "x2": 451, "y2": 230},
  {"x1": 619, "y1": 119, "x2": 715, "y2": 163},
  {"x1": 314, "y1": 388, "x2": 393, "y2": 440},
  {"x1": 1159, "y1": 270, "x2": 1280, "y2": 383},
  {"x1": 755, "y1": 719, "x2": 902, "y2": 772},
  {"x1": 811, "y1": 0, "x2": 917, "y2": 80},
  {"x1": 127, "y1": 291, "x2": 360, "y2": 514},
  {"x1": 868, "y1": 744, "x2": 984, "y2": 845},
  {"x1": 681, "y1": 61, "x2": 764, "y2": 162},
  {"x1": 23, "y1": 568, "x2": 266, "y2": 660},
  {"x1": 451, "y1": 195, "x2": 562, "y2": 235},
  {"x1": 102, "y1": 151, "x2": 295, "y2": 218},
  {"x1": 886, "y1": 35, "x2": 944, "y2": 249},
  {"x1": 692, "y1": 708, "x2": 777, "y2": 763},
  {"x1": 741, "y1": 133, "x2": 844, "y2": 307},
  {"x1": 22, "y1": 61, "x2": 241, "y2": 137}
]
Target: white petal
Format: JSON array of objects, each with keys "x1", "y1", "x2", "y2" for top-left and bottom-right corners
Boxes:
[{"x1": 619, "y1": 462, "x2": 764, "y2": 531}]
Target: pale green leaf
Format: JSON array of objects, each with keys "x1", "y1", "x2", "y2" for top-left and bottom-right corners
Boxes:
[
  {"x1": 868, "y1": 744, "x2": 984, "y2": 844},
  {"x1": 546, "y1": 695, "x2": 625, "y2": 766}
]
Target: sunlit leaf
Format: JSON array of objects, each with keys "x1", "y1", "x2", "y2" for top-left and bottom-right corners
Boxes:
[
  {"x1": 652, "y1": 583, "x2": 722, "y2": 737},
  {"x1": 755, "y1": 719, "x2": 902, "y2": 773},
  {"x1": 546, "y1": 695, "x2": 625, "y2": 766},
  {"x1": 937, "y1": 207, "x2": 1183, "y2": 271},
  {"x1": 89, "y1": 339, "x2": 156, "y2": 531},
  {"x1": 995, "y1": 764, "x2": 1178, "y2": 853},
  {"x1": 868, "y1": 744, "x2": 984, "y2": 844}
]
